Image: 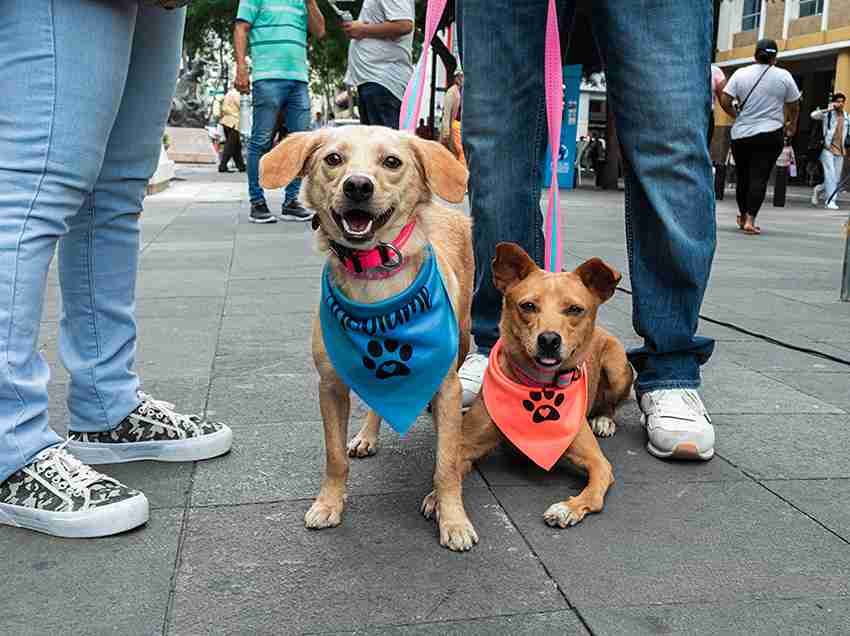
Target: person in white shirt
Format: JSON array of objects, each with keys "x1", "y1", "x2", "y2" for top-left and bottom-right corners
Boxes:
[
  {"x1": 720, "y1": 39, "x2": 800, "y2": 235},
  {"x1": 810, "y1": 93, "x2": 849, "y2": 210}
]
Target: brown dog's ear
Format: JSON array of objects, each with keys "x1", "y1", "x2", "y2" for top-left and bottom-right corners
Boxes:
[
  {"x1": 409, "y1": 137, "x2": 468, "y2": 203},
  {"x1": 574, "y1": 258, "x2": 621, "y2": 302},
  {"x1": 492, "y1": 242, "x2": 538, "y2": 293},
  {"x1": 259, "y1": 131, "x2": 324, "y2": 189}
]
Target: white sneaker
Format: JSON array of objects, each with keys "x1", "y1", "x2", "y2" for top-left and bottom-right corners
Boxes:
[
  {"x1": 826, "y1": 203, "x2": 840, "y2": 210},
  {"x1": 811, "y1": 185, "x2": 822, "y2": 206},
  {"x1": 639, "y1": 389, "x2": 715, "y2": 461},
  {"x1": 0, "y1": 445, "x2": 149, "y2": 538},
  {"x1": 458, "y1": 352, "x2": 488, "y2": 408}
]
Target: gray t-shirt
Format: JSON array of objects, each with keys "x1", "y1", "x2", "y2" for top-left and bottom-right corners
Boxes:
[
  {"x1": 344, "y1": 0, "x2": 415, "y2": 101},
  {"x1": 723, "y1": 63, "x2": 801, "y2": 140}
]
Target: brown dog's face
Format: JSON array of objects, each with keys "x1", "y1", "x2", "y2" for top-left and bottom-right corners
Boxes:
[
  {"x1": 493, "y1": 243, "x2": 621, "y2": 370},
  {"x1": 259, "y1": 126, "x2": 467, "y2": 249}
]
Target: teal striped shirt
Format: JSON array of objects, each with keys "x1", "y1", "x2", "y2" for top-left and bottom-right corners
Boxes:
[{"x1": 237, "y1": 0, "x2": 309, "y2": 83}]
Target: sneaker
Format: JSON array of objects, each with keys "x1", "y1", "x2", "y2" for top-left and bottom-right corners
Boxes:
[
  {"x1": 639, "y1": 389, "x2": 715, "y2": 461},
  {"x1": 249, "y1": 201, "x2": 277, "y2": 224},
  {"x1": 0, "y1": 445, "x2": 148, "y2": 538},
  {"x1": 66, "y1": 393, "x2": 233, "y2": 464},
  {"x1": 281, "y1": 199, "x2": 314, "y2": 221},
  {"x1": 826, "y1": 203, "x2": 840, "y2": 210},
  {"x1": 811, "y1": 185, "x2": 822, "y2": 206},
  {"x1": 459, "y1": 352, "x2": 489, "y2": 408}
]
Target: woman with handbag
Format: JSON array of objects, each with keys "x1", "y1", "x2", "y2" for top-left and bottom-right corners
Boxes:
[
  {"x1": 0, "y1": 0, "x2": 233, "y2": 539},
  {"x1": 720, "y1": 39, "x2": 801, "y2": 235},
  {"x1": 811, "y1": 94, "x2": 850, "y2": 210}
]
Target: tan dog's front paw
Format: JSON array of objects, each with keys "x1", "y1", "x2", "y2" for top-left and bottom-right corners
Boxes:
[
  {"x1": 304, "y1": 499, "x2": 344, "y2": 529},
  {"x1": 543, "y1": 499, "x2": 589, "y2": 528},
  {"x1": 420, "y1": 490, "x2": 438, "y2": 520},
  {"x1": 347, "y1": 431, "x2": 378, "y2": 458},
  {"x1": 439, "y1": 515, "x2": 479, "y2": 552},
  {"x1": 590, "y1": 415, "x2": 616, "y2": 438}
]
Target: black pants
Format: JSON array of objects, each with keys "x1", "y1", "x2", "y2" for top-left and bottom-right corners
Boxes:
[
  {"x1": 357, "y1": 82, "x2": 401, "y2": 129},
  {"x1": 730, "y1": 128, "x2": 783, "y2": 219},
  {"x1": 220, "y1": 124, "x2": 245, "y2": 171}
]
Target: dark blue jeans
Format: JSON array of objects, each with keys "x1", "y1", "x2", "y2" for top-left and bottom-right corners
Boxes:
[
  {"x1": 459, "y1": 0, "x2": 716, "y2": 394},
  {"x1": 247, "y1": 79, "x2": 310, "y2": 204},
  {"x1": 357, "y1": 82, "x2": 402, "y2": 129}
]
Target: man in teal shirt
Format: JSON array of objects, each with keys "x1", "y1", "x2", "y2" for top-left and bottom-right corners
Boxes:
[{"x1": 235, "y1": 0, "x2": 324, "y2": 223}]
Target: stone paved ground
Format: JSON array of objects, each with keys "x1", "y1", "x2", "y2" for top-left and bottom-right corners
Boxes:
[{"x1": 3, "y1": 165, "x2": 849, "y2": 636}]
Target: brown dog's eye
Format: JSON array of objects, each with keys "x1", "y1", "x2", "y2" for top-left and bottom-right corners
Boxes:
[
  {"x1": 519, "y1": 301, "x2": 537, "y2": 313},
  {"x1": 383, "y1": 155, "x2": 403, "y2": 170},
  {"x1": 324, "y1": 152, "x2": 343, "y2": 167},
  {"x1": 566, "y1": 305, "x2": 584, "y2": 316}
]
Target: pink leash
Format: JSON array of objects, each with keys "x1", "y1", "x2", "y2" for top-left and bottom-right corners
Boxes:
[{"x1": 399, "y1": 0, "x2": 564, "y2": 273}]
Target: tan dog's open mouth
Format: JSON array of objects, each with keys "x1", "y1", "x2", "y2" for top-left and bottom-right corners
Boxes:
[{"x1": 331, "y1": 206, "x2": 395, "y2": 242}]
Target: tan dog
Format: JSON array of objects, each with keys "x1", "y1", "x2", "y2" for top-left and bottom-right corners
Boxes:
[
  {"x1": 260, "y1": 126, "x2": 478, "y2": 551},
  {"x1": 423, "y1": 243, "x2": 633, "y2": 530}
]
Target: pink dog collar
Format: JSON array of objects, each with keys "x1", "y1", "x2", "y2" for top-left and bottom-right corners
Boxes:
[{"x1": 331, "y1": 220, "x2": 417, "y2": 277}]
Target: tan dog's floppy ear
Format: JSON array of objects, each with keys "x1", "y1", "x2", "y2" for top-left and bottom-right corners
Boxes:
[
  {"x1": 409, "y1": 137, "x2": 468, "y2": 203},
  {"x1": 575, "y1": 258, "x2": 621, "y2": 302},
  {"x1": 259, "y1": 131, "x2": 324, "y2": 189},
  {"x1": 492, "y1": 242, "x2": 538, "y2": 293}
]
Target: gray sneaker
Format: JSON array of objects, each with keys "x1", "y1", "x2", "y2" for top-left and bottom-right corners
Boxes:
[
  {"x1": 0, "y1": 445, "x2": 148, "y2": 538},
  {"x1": 67, "y1": 392, "x2": 233, "y2": 464}
]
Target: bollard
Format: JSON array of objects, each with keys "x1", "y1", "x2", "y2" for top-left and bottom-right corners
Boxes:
[{"x1": 773, "y1": 165, "x2": 787, "y2": 207}]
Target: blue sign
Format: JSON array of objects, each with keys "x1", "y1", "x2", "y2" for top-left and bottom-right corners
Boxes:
[{"x1": 542, "y1": 64, "x2": 582, "y2": 190}]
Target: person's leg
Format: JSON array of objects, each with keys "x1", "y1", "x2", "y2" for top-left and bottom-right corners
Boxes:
[
  {"x1": 219, "y1": 125, "x2": 237, "y2": 171},
  {"x1": 356, "y1": 83, "x2": 401, "y2": 129},
  {"x1": 357, "y1": 83, "x2": 375, "y2": 126},
  {"x1": 233, "y1": 127, "x2": 246, "y2": 171},
  {"x1": 821, "y1": 150, "x2": 840, "y2": 208},
  {"x1": 246, "y1": 80, "x2": 286, "y2": 205},
  {"x1": 745, "y1": 130, "x2": 783, "y2": 221},
  {"x1": 282, "y1": 81, "x2": 311, "y2": 204},
  {"x1": 730, "y1": 138, "x2": 751, "y2": 222}
]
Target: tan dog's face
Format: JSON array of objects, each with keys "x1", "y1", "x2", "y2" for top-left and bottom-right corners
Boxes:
[
  {"x1": 259, "y1": 126, "x2": 467, "y2": 249},
  {"x1": 493, "y1": 243, "x2": 621, "y2": 371}
]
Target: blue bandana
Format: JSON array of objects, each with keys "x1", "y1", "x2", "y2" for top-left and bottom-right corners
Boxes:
[{"x1": 320, "y1": 251, "x2": 459, "y2": 435}]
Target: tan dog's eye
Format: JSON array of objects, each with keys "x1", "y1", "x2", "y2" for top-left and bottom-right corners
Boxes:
[
  {"x1": 566, "y1": 305, "x2": 584, "y2": 316},
  {"x1": 519, "y1": 301, "x2": 537, "y2": 313},
  {"x1": 383, "y1": 155, "x2": 403, "y2": 170},
  {"x1": 324, "y1": 152, "x2": 343, "y2": 167}
]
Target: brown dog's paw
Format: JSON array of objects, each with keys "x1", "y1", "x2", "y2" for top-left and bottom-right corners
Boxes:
[
  {"x1": 420, "y1": 490, "x2": 438, "y2": 520},
  {"x1": 590, "y1": 415, "x2": 617, "y2": 438},
  {"x1": 543, "y1": 500, "x2": 588, "y2": 528},
  {"x1": 347, "y1": 431, "x2": 378, "y2": 458},
  {"x1": 304, "y1": 499, "x2": 344, "y2": 529},
  {"x1": 439, "y1": 516, "x2": 479, "y2": 552}
]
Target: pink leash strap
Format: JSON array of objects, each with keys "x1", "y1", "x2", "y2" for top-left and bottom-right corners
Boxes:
[{"x1": 400, "y1": 1, "x2": 563, "y2": 273}]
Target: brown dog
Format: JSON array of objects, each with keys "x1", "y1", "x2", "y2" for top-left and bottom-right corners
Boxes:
[
  {"x1": 423, "y1": 242, "x2": 633, "y2": 530},
  {"x1": 260, "y1": 125, "x2": 478, "y2": 551}
]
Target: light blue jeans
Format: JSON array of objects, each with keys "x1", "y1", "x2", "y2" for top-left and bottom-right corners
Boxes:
[
  {"x1": 459, "y1": 0, "x2": 716, "y2": 395},
  {"x1": 246, "y1": 79, "x2": 311, "y2": 205},
  {"x1": 0, "y1": 0, "x2": 184, "y2": 483}
]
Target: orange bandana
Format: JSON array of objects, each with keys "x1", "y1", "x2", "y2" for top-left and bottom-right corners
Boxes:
[{"x1": 482, "y1": 339, "x2": 587, "y2": 471}]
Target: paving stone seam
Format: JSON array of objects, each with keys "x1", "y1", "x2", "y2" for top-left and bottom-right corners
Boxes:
[
  {"x1": 573, "y1": 592, "x2": 850, "y2": 613},
  {"x1": 736, "y1": 365, "x2": 850, "y2": 414},
  {"x1": 140, "y1": 197, "x2": 195, "y2": 255}
]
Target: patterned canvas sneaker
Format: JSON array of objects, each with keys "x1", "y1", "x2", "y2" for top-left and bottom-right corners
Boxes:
[
  {"x1": 66, "y1": 393, "x2": 233, "y2": 464},
  {"x1": 249, "y1": 201, "x2": 277, "y2": 224},
  {"x1": 0, "y1": 445, "x2": 148, "y2": 538},
  {"x1": 639, "y1": 388, "x2": 715, "y2": 461},
  {"x1": 458, "y1": 352, "x2": 489, "y2": 408}
]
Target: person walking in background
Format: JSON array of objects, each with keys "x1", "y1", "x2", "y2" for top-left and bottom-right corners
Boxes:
[
  {"x1": 811, "y1": 93, "x2": 849, "y2": 210},
  {"x1": 343, "y1": 0, "x2": 415, "y2": 128},
  {"x1": 440, "y1": 70, "x2": 465, "y2": 166},
  {"x1": 709, "y1": 64, "x2": 726, "y2": 144},
  {"x1": 219, "y1": 86, "x2": 246, "y2": 173},
  {"x1": 720, "y1": 39, "x2": 800, "y2": 235},
  {"x1": 313, "y1": 111, "x2": 324, "y2": 130},
  {"x1": 234, "y1": 0, "x2": 325, "y2": 224},
  {"x1": 0, "y1": 0, "x2": 233, "y2": 539}
]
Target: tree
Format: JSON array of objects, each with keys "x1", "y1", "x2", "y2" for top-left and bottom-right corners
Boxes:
[{"x1": 184, "y1": 0, "x2": 239, "y2": 89}]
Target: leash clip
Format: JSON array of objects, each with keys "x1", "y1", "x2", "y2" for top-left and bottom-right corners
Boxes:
[{"x1": 377, "y1": 241, "x2": 403, "y2": 270}]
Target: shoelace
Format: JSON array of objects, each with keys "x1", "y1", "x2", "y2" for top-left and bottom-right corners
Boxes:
[
  {"x1": 33, "y1": 441, "x2": 111, "y2": 505},
  {"x1": 649, "y1": 389, "x2": 707, "y2": 419},
  {"x1": 459, "y1": 354, "x2": 488, "y2": 383},
  {"x1": 137, "y1": 392, "x2": 203, "y2": 437}
]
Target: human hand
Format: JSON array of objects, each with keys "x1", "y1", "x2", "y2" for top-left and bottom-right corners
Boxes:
[
  {"x1": 342, "y1": 20, "x2": 369, "y2": 40},
  {"x1": 235, "y1": 65, "x2": 251, "y2": 94}
]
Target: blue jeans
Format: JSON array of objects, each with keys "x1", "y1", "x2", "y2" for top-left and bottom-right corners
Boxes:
[
  {"x1": 459, "y1": 0, "x2": 716, "y2": 394},
  {"x1": 357, "y1": 82, "x2": 402, "y2": 129},
  {"x1": 0, "y1": 0, "x2": 184, "y2": 483},
  {"x1": 247, "y1": 79, "x2": 311, "y2": 205}
]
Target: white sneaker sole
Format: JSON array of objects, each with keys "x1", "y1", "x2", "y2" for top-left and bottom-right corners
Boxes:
[
  {"x1": 0, "y1": 493, "x2": 149, "y2": 538},
  {"x1": 641, "y1": 414, "x2": 714, "y2": 461},
  {"x1": 249, "y1": 216, "x2": 277, "y2": 224},
  {"x1": 66, "y1": 426, "x2": 233, "y2": 465}
]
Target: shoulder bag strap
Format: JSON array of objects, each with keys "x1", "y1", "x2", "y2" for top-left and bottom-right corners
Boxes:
[{"x1": 738, "y1": 66, "x2": 771, "y2": 113}]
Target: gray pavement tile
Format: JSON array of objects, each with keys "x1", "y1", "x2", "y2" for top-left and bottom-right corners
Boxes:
[
  {"x1": 224, "y1": 289, "x2": 320, "y2": 316},
  {"x1": 135, "y1": 316, "x2": 220, "y2": 377},
  {"x1": 716, "y1": 414, "x2": 850, "y2": 480},
  {"x1": 762, "y1": 371, "x2": 850, "y2": 411},
  {"x1": 214, "y1": 312, "x2": 315, "y2": 375},
  {"x1": 0, "y1": 510, "x2": 181, "y2": 636},
  {"x1": 134, "y1": 295, "x2": 226, "y2": 319},
  {"x1": 765, "y1": 479, "x2": 850, "y2": 541},
  {"x1": 192, "y1": 418, "x2": 485, "y2": 507},
  {"x1": 478, "y1": 402, "x2": 745, "y2": 487},
  {"x1": 169, "y1": 491, "x2": 567, "y2": 635},
  {"x1": 323, "y1": 610, "x2": 589, "y2": 635},
  {"x1": 225, "y1": 274, "x2": 319, "y2": 300},
  {"x1": 720, "y1": 340, "x2": 850, "y2": 373},
  {"x1": 580, "y1": 599, "x2": 850, "y2": 636},
  {"x1": 98, "y1": 462, "x2": 194, "y2": 510},
  {"x1": 206, "y1": 372, "x2": 325, "y2": 427},
  {"x1": 136, "y1": 269, "x2": 228, "y2": 298},
  {"x1": 492, "y1": 481, "x2": 850, "y2": 608}
]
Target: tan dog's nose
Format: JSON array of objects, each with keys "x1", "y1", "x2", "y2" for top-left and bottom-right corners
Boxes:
[
  {"x1": 537, "y1": 331, "x2": 562, "y2": 354},
  {"x1": 342, "y1": 175, "x2": 374, "y2": 203}
]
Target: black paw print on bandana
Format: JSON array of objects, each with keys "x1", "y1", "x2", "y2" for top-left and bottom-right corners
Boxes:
[
  {"x1": 362, "y1": 339, "x2": 413, "y2": 380},
  {"x1": 523, "y1": 389, "x2": 565, "y2": 424}
]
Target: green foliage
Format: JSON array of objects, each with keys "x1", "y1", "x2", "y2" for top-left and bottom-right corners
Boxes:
[{"x1": 185, "y1": 0, "x2": 239, "y2": 59}]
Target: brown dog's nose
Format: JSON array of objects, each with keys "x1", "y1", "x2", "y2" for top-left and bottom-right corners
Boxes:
[
  {"x1": 343, "y1": 175, "x2": 374, "y2": 203},
  {"x1": 537, "y1": 331, "x2": 562, "y2": 353}
]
